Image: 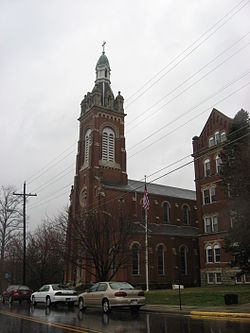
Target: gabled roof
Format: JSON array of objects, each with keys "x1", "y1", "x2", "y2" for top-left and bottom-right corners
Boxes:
[
  {"x1": 199, "y1": 108, "x2": 232, "y2": 138},
  {"x1": 104, "y1": 179, "x2": 196, "y2": 201}
]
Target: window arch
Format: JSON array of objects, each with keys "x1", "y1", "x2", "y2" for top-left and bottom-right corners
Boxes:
[
  {"x1": 131, "y1": 243, "x2": 140, "y2": 275},
  {"x1": 206, "y1": 245, "x2": 213, "y2": 263},
  {"x1": 180, "y1": 245, "x2": 188, "y2": 275},
  {"x1": 84, "y1": 129, "x2": 91, "y2": 164},
  {"x1": 215, "y1": 155, "x2": 222, "y2": 174},
  {"x1": 221, "y1": 131, "x2": 226, "y2": 142},
  {"x1": 204, "y1": 159, "x2": 211, "y2": 177},
  {"x1": 157, "y1": 244, "x2": 165, "y2": 275},
  {"x1": 163, "y1": 202, "x2": 170, "y2": 223},
  {"x1": 214, "y1": 244, "x2": 221, "y2": 263},
  {"x1": 183, "y1": 204, "x2": 190, "y2": 224},
  {"x1": 102, "y1": 127, "x2": 115, "y2": 162}
]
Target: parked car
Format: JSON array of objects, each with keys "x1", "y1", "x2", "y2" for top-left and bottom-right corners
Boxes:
[
  {"x1": 2, "y1": 285, "x2": 32, "y2": 304},
  {"x1": 31, "y1": 284, "x2": 77, "y2": 308},
  {"x1": 78, "y1": 281, "x2": 145, "y2": 313}
]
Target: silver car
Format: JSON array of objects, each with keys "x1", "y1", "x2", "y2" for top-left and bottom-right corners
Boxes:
[
  {"x1": 78, "y1": 281, "x2": 145, "y2": 313},
  {"x1": 31, "y1": 284, "x2": 77, "y2": 307}
]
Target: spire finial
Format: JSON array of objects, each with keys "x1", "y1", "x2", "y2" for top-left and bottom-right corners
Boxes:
[{"x1": 102, "y1": 41, "x2": 106, "y2": 54}]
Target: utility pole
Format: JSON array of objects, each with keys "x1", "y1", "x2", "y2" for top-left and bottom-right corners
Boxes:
[{"x1": 13, "y1": 181, "x2": 37, "y2": 285}]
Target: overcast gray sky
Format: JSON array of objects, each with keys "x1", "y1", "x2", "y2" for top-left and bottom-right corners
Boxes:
[{"x1": 0, "y1": 0, "x2": 249, "y2": 231}]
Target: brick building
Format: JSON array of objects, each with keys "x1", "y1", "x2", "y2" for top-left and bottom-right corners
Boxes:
[
  {"x1": 65, "y1": 50, "x2": 200, "y2": 288},
  {"x1": 192, "y1": 108, "x2": 243, "y2": 286}
]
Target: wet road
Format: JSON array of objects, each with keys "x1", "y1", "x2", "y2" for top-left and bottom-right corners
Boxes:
[{"x1": 0, "y1": 303, "x2": 250, "y2": 333}]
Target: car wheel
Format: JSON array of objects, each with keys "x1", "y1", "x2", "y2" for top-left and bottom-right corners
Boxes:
[
  {"x1": 32, "y1": 296, "x2": 37, "y2": 306},
  {"x1": 9, "y1": 296, "x2": 13, "y2": 304},
  {"x1": 46, "y1": 296, "x2": 51, "y2": 308},
  {"x1": 78, "y1": 297, "x2": 86, "y2": 312},
  {"x1": 102, "y1": 299, "x2": 111, "y2": 314}
]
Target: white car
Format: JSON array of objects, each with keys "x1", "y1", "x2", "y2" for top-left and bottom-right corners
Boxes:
[{"x1": 31, "y1": 284, "x2": 77, "y2": 307}]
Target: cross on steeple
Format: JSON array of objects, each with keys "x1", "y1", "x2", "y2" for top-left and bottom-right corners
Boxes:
[{"x1": 102, "y1": 41, "x2": 106, "y2": 54}]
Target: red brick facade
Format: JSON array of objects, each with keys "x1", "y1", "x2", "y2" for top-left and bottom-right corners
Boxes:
[
  {"x1": 192, "y1": 108, "x2": 240, "y2": 285},
  {"x1": 65, "y1": 51, "x2": 200, "y2": 289}
]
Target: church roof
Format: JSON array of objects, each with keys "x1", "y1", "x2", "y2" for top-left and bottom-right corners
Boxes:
[
  {"x1": 132, "y1": 222, "x2": 199, "y2": 237},
  {"x1": 104, "y1": 179, "x2": 196, "y2": 201}
]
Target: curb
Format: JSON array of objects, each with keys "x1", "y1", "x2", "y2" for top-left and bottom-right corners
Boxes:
[{"x1": 190, "y1": 311, "x2": 250, "y2": 319}]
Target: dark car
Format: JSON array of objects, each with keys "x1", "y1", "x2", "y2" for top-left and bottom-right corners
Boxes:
[{"x1": 2, "y1": 285, "x2": 32, "y2": 304}]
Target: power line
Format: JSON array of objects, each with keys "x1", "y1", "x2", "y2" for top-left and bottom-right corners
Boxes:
[
  {"x1": 128, "y1": 81, "x2": 250, "y2": 159},
  {"x1": 125, "y1": 0, "x2": 249, "y2": 107},
  {"x1": 128, "y1": 70, "x2": 250, "y2": 152},
  {"x1": 24, "y1": 4, "x2": 249, "y2": 190},
  {"x1": 126, "y1": 34, "x2": 250, "y2": 130}
]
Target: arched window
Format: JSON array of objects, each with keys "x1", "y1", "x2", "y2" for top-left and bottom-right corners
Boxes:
[
  {"x1": 204, "y1": 159, "x2": 211, "y2": 177},
  {"x1": 206, "y1": 245, "x2": 213, "y2": 263},
  {"x1": 84, "y1": 129, "x2": 91, "y2": 164},
  {"x1": 163, "y1": 202, "x2": 169, "y2": 223},
  {"x1": 131, "y1": 243, "x2": 140, "y2": 275},
  {"x1": 157, "y1": 245, "x2": 164, "y2": 275},
  {"x1": 214, "y1": 244, "x2": 221, "y2": 263},
  {"x1": 215, "y1": 155, "x2": 222, "y2": 174},
  {"x1": 183, "y1": 205, "x2": 189, "y2": 224},
  {"x1": 102, "y1": 127, "x2": 115, "y2": 162},
  {"x1": 180, "y1": 246, "x2": 187, "y2": 275},
  {"x1": 221, "y1": 131, "x2": 227, "y2": 142}
]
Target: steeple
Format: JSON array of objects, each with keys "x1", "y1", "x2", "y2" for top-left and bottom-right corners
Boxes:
[
  {"x1": 80, "y1": 43, "x2": 124, "y2": 116},
  {"x1": 95, "y1": 41, "x2": 111, "y2": 84}
]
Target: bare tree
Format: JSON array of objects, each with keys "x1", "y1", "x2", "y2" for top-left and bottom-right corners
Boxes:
[
  {"x1": 0, "y1": 186, "x2": 22, "y2": 291},
  {"x1": 68, "y1": 208, "x2": 133, "y2": 283},
  {"x1": 26, "y1": 216, "x2": 66, "y2": 290}
]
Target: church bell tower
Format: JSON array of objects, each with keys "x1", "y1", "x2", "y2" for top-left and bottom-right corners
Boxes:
[{"x1": 72, "y1": 43, "x2": 128, "y2": 212}]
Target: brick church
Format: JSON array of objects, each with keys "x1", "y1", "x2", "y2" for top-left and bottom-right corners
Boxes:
[{"x1": 65, "y1": 48, "x2": 243, "y2": 288}]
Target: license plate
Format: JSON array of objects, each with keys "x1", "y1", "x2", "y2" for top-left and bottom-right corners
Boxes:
[
  {"x1": 130, "y1": 300, "x2": 137, "y2": 305},
  {"x1": 66, "y1": 298, "x2": 70, "y2": 301}
]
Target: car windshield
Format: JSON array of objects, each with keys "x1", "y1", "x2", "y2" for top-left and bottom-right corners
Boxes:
[
  {"x1": 51, "y1": 284, "x2": 71, "y2": 291},
  {"x1": 109, "y1": 282, "x2": 134, "y2": 290}
]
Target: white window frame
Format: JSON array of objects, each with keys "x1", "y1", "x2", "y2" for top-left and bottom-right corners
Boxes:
[
  {"x1": 202, "y1": 188, "x2": 210, "y2": 205},
  {"x1": 212, "y1": 216, "x2": 218, "y2": 232},
  {"x1": 206, "y1": 245, "x2": 213, "y2": 263},
  {"x1": 215, "y1": 155, "x2": 222, "y2": 174},
  {"x1": 204, "y1": 159, "x2": 211, "y2": 177},
  {"x1": 214, "y1": 244, "x2": 221, "y2": 263},
  {"x1": 207, "y1": 272, "x2": 214, "y2": 284},
  {"x1": 210, "y1": 186, "x2": 216, "y2": 203},
  {"x1": 215, "y1": 131, "x2": 220, "y2": 145},
  {"x1": 215, "y1": 272, "x2": 222, "y2": 284},
  {"x1": 209, "y1": 136, "x2": 215, "y2": 147},
  {"x1": 221, "y1": 131, "x2": 226, "y2": 142}
]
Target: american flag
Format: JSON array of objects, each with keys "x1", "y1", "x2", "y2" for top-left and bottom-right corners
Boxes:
[{"x1": 143, "y1": 185, "x2": 150, "y2": 211}]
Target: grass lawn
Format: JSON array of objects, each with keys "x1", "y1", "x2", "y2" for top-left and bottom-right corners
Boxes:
[{"x1": 145, "y1": 285, "x2": 250, "y2": 306}]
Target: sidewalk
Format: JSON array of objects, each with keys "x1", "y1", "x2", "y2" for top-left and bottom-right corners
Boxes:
[{"x1": 141, "y1": 303, "x2": 250, "y2": 319}]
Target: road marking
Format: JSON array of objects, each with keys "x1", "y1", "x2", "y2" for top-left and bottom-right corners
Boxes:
[
  {"x1": 0, "y1": 310, "x2": 103, "y2": 333},
  {"x1": 190, "y1": 311, "x2": 250, "y2": 322}
]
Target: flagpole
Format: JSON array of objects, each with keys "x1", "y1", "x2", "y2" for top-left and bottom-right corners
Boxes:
[{"x1": 144, "y1": 176, "x2": 149, "y2": 292}]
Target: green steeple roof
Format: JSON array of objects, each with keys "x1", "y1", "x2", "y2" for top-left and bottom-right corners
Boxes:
[{"x1": 96, "y1": 52, "x2": 110, "y2": 67}]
